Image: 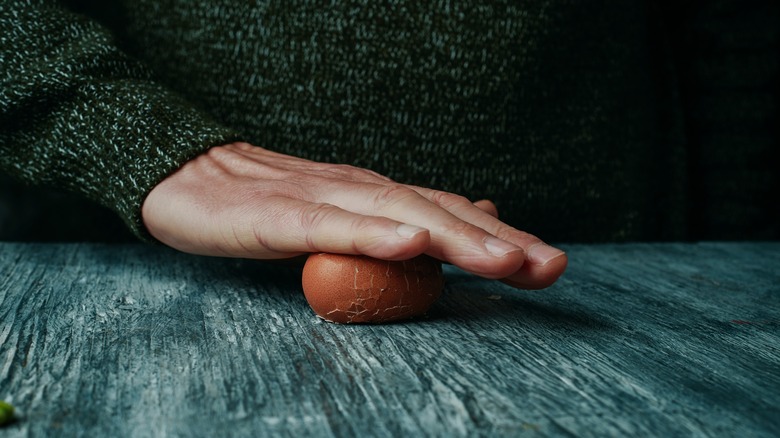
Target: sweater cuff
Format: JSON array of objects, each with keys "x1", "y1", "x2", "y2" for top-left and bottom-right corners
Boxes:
[
  {"x1": 80, "y1": 85, "x2": 243, "y2": 242},
  {"x1": 24, "y1": 82, "x2": 243, "y2": 242},
  {"x1": 0, "y1": 1, "x2": 243, "y2": 242}
]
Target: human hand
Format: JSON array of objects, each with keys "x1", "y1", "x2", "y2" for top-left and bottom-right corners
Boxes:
[{"x1": 142, "y1": 143, "x2": 567, "y2": 289}]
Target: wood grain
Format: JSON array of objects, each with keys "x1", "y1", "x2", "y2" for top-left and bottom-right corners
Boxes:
[{"x1": 0, "y1": 242, "x2": 778, "y2": 437}]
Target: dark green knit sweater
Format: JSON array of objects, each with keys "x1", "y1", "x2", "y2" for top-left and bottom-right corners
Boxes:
[{"x1": 1, "y1": 0, "x2": 778, "y2": 242}]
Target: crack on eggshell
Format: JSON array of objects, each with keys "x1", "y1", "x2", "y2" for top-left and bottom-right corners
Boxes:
[{"x1": 307, "y1": 255, "x2": 443, "y2": 324}]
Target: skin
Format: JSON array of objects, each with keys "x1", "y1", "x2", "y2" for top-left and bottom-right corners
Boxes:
[{"x1": 142, "y1": 142, "x2": 567, "y2": 289}]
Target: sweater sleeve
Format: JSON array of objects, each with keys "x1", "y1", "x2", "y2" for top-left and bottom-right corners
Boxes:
[{"x1": 0, "y1": 0, "x2": 241, "y2": 240}]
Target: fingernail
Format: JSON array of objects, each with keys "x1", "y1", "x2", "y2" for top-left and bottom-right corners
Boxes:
[
  {"x1": 484, "y1": 236, "x2": 523, "y2": 257},
  {"x1": 528, "y1": 243, "x2": 565, "y2": 265},
  {"x1": 396, "y1": 224, "x2": 427, "y2": 239}
]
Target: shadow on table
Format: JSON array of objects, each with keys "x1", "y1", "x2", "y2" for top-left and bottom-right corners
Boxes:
[{"x1": 430, "y1": 276, "x2": 615, "y2": 332}]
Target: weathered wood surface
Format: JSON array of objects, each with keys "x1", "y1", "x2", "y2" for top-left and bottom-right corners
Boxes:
[{"x1": 0, "y1": 242, "x2": 778, "y2": 437}]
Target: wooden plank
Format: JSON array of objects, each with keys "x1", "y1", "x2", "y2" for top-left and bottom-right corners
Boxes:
[{"x1": 0, "y1": 242, "x2": 778, "y2": 436}]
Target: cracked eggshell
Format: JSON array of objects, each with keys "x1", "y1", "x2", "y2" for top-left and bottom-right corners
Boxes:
[{"x1": 302, "y1": 253, "x2": 444, "y2": 324}]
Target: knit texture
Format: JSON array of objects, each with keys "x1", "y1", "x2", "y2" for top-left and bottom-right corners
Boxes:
[
  {"x1": 1, "y1": 0, "x2": 778, "y2": 242},
  {"x1": 0, "y1": 0, "x2": 240, "y2": 240}
]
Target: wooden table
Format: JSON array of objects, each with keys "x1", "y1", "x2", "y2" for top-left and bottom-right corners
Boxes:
[{"x1": 1, "y1": 242, "x2": 778, "y2": 436}]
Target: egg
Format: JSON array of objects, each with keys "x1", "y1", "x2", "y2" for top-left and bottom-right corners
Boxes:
[{"x1": 301, "y1": 253, "x2": 444, "y2": 324}]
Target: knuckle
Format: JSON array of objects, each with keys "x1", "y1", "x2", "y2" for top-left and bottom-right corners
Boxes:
[
  {"x1": 373, "y1": 184, "x2": 419, "y2": 207},
  {"x1": 204, "y1": 144, "x2": 234, "y2": 161},
  {"x1": 348, "y1": 215, "x2": 374, "y2": 236},
  {"x1": 298, "y1": 203, "x2": 338, "y2": 251},
  {"x1": 347, "y1": 217, "x2": 379, "y2": 252},
  {"x1": 324, "y1": 163, "x2": 349, "y2": 173},
  {"x1": 323, "y1": 164, "x2": 360, "y2": 179},
  {"x1": 203, "y1": 145, "x2": 256, "y2": 173},
  {"x1": 299, "y1": 202, "x2": 339, "y2": 231},
  {"x1": 248, "y1": 219, "x2": 277, "y2": 253},
  {"x1": 322, "y1": 164, "x2": 388, "y2": 183},
  {"x1": 495, "y1": 226, "x2": 539, "y2": 247},
  {"x1": 439, "y1": 220, "x2": 481, "y2": 238},
  {"x1": 493, "y1": 223, "x2": 528, "y2": 240},
  {"x1": 429, "y1": 190, "x2": 470, "y2": 210}
]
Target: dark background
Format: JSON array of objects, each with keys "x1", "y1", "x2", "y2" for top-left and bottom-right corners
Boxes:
[{"x1": 1, "y1": 0, "x2": 778, "y2": 243}]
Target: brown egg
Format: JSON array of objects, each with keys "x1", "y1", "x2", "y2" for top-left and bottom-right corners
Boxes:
[{"x1": 302, "y1": 253, "x2": 444, "y2": 324}]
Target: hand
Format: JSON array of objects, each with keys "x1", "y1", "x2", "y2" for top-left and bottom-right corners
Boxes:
[{"x1": 142, "y1": 143, "x2": 567, "y2": 289}]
